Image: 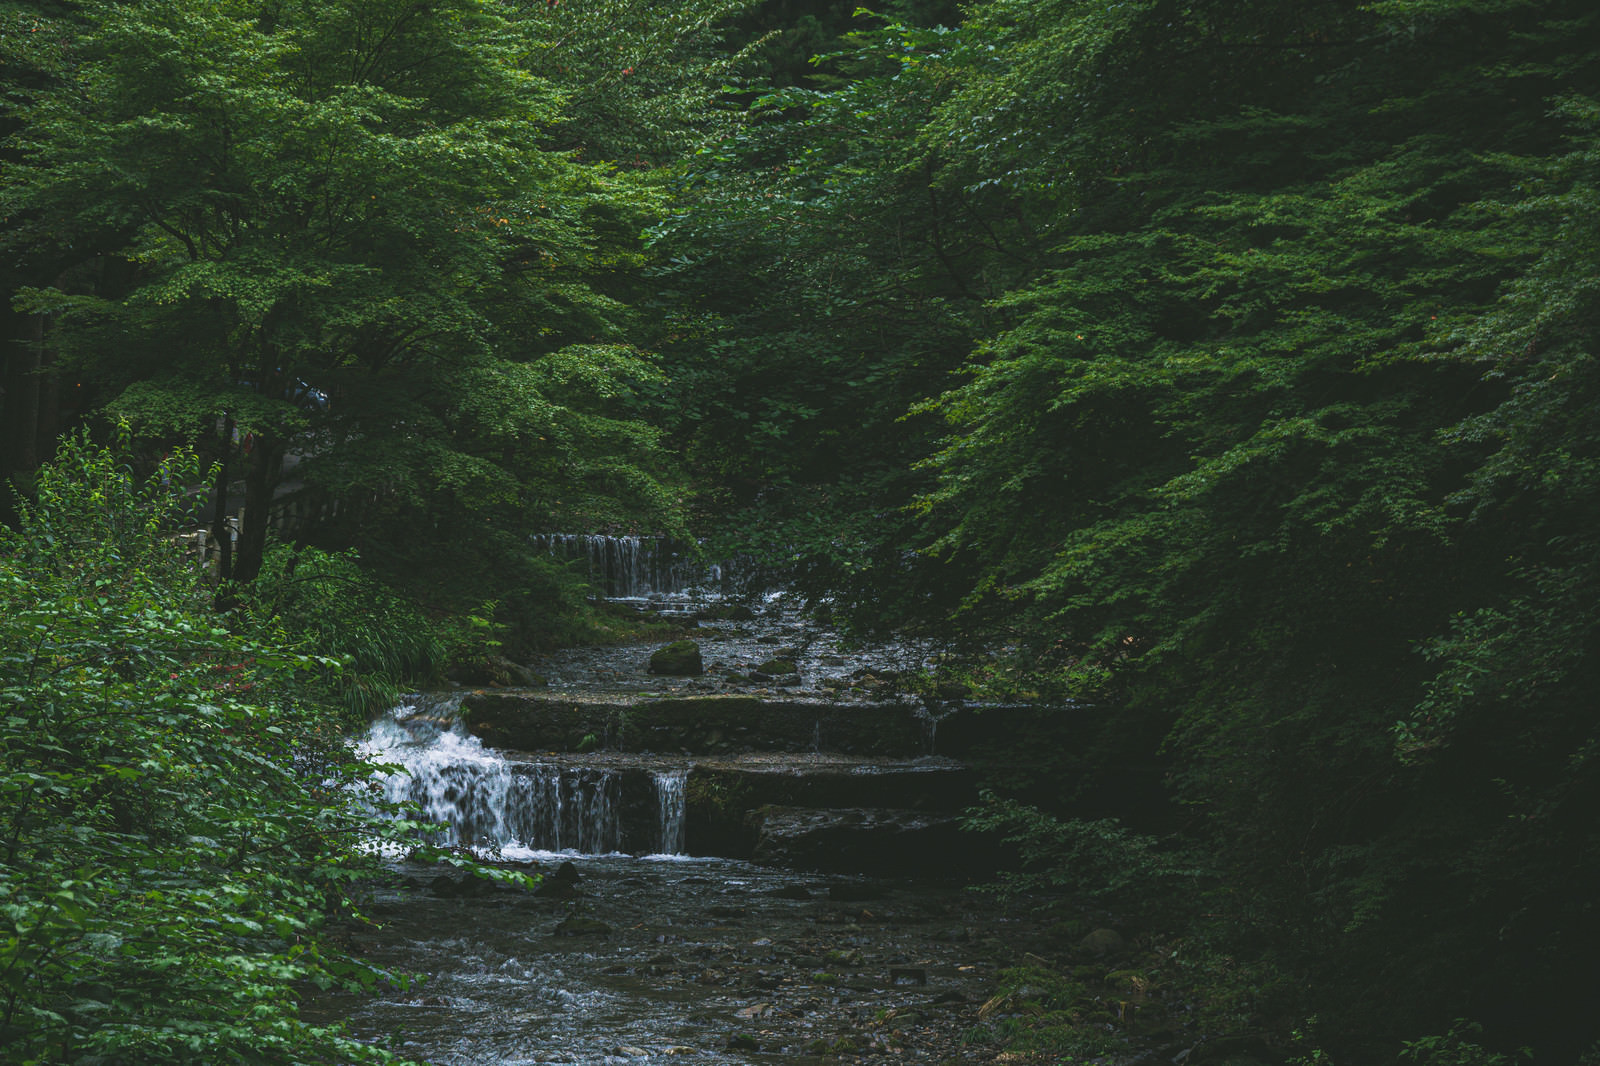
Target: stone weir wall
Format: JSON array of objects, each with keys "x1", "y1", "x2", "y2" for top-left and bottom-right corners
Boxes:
[
  {"x1": 459, "y1": 691, "x2": 1004, "y2": 876},
  {"x1": 462, "y1": 692, "x2": 928, "y2": 758}
]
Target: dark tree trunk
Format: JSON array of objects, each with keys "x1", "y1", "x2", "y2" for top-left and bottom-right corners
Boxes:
[{"x1": 231, "y1": 431, "x2": 285, "y2": 584}]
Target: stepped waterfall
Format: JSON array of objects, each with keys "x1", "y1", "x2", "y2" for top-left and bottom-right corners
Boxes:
[
  {"x1": 529, "y1": 534, "x2": 717, "y2": 599},
  {"x1": 361, "y1": 701, "x2": 689, "y2": 858}
]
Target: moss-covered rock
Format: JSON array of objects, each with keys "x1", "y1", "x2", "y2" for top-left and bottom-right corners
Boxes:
[
  {"x1": 649, "y1": 639, "x2": 703, "y2": 676},
  {"x1": 755, "y1": 659, "x2": 798, "y2": 675},
  {"x1": 554, "y1": 915, "x2": 613, "y2": 937}
]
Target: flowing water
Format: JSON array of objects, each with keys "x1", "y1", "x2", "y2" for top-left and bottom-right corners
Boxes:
[
  {"x1": 319, "y1": 557, "x2": 1028, "y2": 1063},
  {"x1": 310, "y1": 853, "x2": 1036, "y2": 1065},
  {"x1": 329, "y1": 702, "x2": 1027, "y2": 1064},
  {"x1": 529, "y1": 534, "x2": 724, "y2": 600},
  {"x1": 362, "y1": 702, "x2": 701, "y2": 859}
]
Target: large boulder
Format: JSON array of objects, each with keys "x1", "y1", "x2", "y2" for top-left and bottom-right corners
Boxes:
[{"x1": 649, "y1": 640, "x2": 704, "y2": 676}]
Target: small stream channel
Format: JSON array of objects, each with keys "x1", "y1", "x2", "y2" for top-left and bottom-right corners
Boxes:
[
  {"x1": 317, "y1": 550, "x2": 1047, "y2": 1063},
  {"x1": 312, "y1": 855, "x2": 1041, "y2": 1064}
]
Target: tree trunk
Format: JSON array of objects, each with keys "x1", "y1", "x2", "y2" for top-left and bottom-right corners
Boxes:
[{"x1": 231, "y1": 431, "x2": 285, "y2": 584}]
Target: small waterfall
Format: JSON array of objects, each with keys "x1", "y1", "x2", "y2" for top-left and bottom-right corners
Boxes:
[
  {"x1": 530, "y1": 534, "x2": 707, "y2": 599},
  {"x1": 362, "y1": 716, "x2": 518, "y2": 848},
  {"x1": 361, "y1": 704, "x2": 688, "y2": 858},
  {"x1": 511, "y1": 765, "x2": 623, "y2": 854},
  {"x1": 653, "y1": 770, "x2": 687, "y2": 856},
  {"x1": 913, "y1": 702, "x2": 960, "y2": 756}
]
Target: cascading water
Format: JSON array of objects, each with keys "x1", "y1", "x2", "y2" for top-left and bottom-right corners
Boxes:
[
  {"x1": 653, "y1": 769, "x2": 687, "y2": 855},
  {"x1": 530, "y1": 534, "x2": 718, "y2": 599},
  {"x1": 360, "y1": 700, "x2": 688, "y2": 858}
]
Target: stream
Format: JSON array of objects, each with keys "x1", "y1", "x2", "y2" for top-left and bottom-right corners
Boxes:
[
  {"x1": 312, "y1": 542, "x2": 1051, "y2": 1064},
  {"x1": 311, "y1": 854, "x2": 1041, "y2": 1064}
]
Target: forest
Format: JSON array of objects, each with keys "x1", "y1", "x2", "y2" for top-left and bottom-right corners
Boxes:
[{"x1": 2, "y1": 0, "x2": 1598, "y2": 1062}]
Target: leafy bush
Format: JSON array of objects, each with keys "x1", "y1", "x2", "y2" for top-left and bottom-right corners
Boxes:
[
  {"x1": 243, "y1": 545, "x2": 449, "y2": 723},
  {"x1": 0, "y1": 432, "x2": 408, "y2": 1063}
]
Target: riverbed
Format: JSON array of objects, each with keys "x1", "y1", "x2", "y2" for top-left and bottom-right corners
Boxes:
[{"x1": 310, "y1": 854, "x2": 1047, "y2": 1065}]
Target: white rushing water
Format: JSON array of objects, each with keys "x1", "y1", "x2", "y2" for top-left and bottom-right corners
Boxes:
[
  {"x1": 359, "y1": 701, "x2": 689, "y2": 860},
  {"x1": 652, "y1": 769, "x2": 688, "y2": 857},
  {"x1": 528, "y1": 534, "x2": 719, "y2": 600}
]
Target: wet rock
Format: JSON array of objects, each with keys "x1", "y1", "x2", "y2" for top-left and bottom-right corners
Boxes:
[
  {"x1": 609, "y1": 1046, "x2": 650, "y2": 1057},
  {"x1": 467, "y1": 691, "x2": 932, "y2": 757},
  {"x1": 554, "y1": 915, "x2": 613, "y2": 937},
  {"x1": 649, "y1": 640, "x2": 704, "y2": 676},
  {"x1": 708, "y1": 905, "x2": 749, "y2": 919},
  {"x1": 726, "y1": 1033, "x2": 761, "y2": 1051},
  {"x1": 536, "y1": 861, "x2": 582, "y2": 899},
  {"x1": 756, "y1": 635, "x2": 781, "y2": 645}
]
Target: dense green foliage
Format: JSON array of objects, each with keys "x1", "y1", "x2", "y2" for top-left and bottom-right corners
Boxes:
[
  {"x1": 5, "y1": 0, "x2": 1600, "y2": 1060},
  {"x1": 0, "y1": 433, "x2": 406, "y2": 1063},
  {"x1": 0, "y1": 0, "x2": 719, "y2": 625},
  {"x1": 662, "y1": 0, "x2": 1600, "y2": 1059}
]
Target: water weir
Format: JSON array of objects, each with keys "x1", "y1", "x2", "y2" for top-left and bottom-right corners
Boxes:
[
  {"x1": 529, "y1": 534, "x2": 714, "y2": 599},
  {"x1": 361, "y1": 702, "x2": 690, "y2": 858}
]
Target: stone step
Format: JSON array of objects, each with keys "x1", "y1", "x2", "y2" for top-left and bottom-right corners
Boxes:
[
  {"x1": 464, "y1": 691, "x2": 930, "y2": 757},
  {"x1": 683, "y1": 756, "x2": 975, "y2": 858},
  {"x1": 747, "y1": 806, "x2": 992, "y2": 876}
]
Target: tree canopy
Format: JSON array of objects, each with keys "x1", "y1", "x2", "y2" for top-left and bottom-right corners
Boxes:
[{"x1": 657, "y1": 0, "x2": 1600, "y2": 1057}]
